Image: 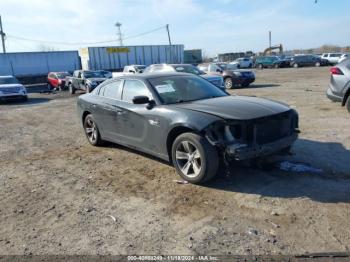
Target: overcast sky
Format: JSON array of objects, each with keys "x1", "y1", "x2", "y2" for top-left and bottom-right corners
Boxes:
[{"x1": 1, "y1": 0, "x2": 350, "y2": 56}]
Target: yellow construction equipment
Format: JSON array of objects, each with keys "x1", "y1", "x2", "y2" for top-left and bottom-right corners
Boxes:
[{"x1": 263, "y1": 44, "x2": 283, "y2": 56}]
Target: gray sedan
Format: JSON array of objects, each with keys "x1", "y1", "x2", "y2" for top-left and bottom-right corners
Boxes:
[{"x1": 77, "y1": 73, "x2": 299, "y2": 183}]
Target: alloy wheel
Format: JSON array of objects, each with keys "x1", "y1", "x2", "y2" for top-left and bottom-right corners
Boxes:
[
  {"x1": 224, "y1": 78, "x2": 233, "y2": 89},
  {"x1": 175, "y1": 141, "x2": 202, "y2": 178},
  {"x1": 85, "y1": 118, "x2": 98, "y2": 144}
]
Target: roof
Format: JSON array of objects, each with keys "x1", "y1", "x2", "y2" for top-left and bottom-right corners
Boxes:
[
  {"x1": 113, "y1": 72, "x2": 193, "y2": 80},
  {"x1": 0, "y1": 75, "x2": 14, "y2": 78}
]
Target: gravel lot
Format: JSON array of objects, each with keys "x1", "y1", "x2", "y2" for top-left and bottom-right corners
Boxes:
[{"x1": 1, "y1": 67, "x2": 350, "y2": 255}]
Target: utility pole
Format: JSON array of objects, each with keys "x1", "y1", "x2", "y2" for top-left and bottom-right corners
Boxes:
[
  {"x1": 166, "y1": 24, "x2": 172, "y2": 62},
  {"x1": 269, "y1": 31, "x2": 272, "y2": 51},
  {"x1": 115, "y1": 22, "x2": 123, "y2": 46},
  {"x1": 0, "y1": 15, "x2": 6, "y2": 53}
]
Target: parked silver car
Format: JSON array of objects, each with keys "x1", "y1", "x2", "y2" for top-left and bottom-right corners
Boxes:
[
  {"x1": 326, "y1": 58, "x2": 350, "y2": 112},
  {"x1": 0, "y1": 75, "x2": 28, "y2": 102}
]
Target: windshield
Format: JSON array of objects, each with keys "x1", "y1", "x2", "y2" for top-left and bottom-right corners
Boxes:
[
  {"x1": 0, "y1": 77, "x2": 19, "y2": 85},
  {"x1": 135, "y1": 66, "x2": 146, "y2": 72},
  {"x1": 149, "y1": 75, "x2": 227, "y2": 104},
  {"x1": 56, "y1": 73, "x2": 70, "y2": 79},
  {"x1": 173, "y1": 65, "x2": 205, "y2": 75},
  {"x1": 84, "y1": 71, "x2": 104, "y2": 78}
]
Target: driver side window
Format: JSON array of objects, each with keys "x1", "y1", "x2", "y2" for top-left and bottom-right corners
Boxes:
[{"x1": 122, "y1": 80, "x2": 152, "y2": 103}]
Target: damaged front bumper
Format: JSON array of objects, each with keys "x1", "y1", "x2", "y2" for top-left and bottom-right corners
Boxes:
[{"x1": 225, "y1": 132, "x2": 298, "y2": 160}]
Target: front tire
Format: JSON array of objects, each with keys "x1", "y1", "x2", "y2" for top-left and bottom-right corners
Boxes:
[
  {"x1": 293, "y1": 63, "x2": 299, "y2": 68},
  {"x1": 69, "y1": 83, "x2": 75, "y2": 94},
  {"x1": 224, "y1": 77, "x2": 233, "y2": 89},
  {"x1": 346, "y1": 95, "x2": 350, "y2": 113},
  {"x1": 83, "y1": 114, "x2": 103, "y2": 146},
  {"x1": 315, "y1": 62, "x2": 321, "y2": 67},
  {"x1": 258, "y1": 64, "x2": 263, "y2": 69},
  {"x1": 171, "y1": 132, "x2": 219, "y2": 184}
]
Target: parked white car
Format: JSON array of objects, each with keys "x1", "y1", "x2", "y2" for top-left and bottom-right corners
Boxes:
[
  {"x1": 338, "y1": 54, "x2": 349, "y2": 64},
  {"x1": 321, "y1": 53, "x2": 343, "y2": 65},
  {"x1": 112, "y1": 65, "x2": 146, "y2": 78},
  {"x1": 230, "y1": 57, "x2": 253, "y2": 68},
  {"x1": 0, "y1": 75, "x2": 27, "y2": 102}
]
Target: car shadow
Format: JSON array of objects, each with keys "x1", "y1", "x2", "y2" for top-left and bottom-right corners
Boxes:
[
  {"x1": 0, "y1": 97, "x2": 51, "y2": 106},
  {"x1": 205, "y1": 138, "x2": 350, "y2": 204},
  {"x1": 249, "y1": 84, "x2": 280, "y2": 88},
  {"x1": 103, "y1": 142, "x2": 172, "y2": 166},
  {"x1": 100, "y1": 138, "x2": 350, "y2": 204}
]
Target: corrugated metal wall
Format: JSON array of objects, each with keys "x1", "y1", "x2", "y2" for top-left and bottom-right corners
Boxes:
[
  {"x1": 82, "y1": 45, "x2": 184, "y2": 71},
  {"x1": 0, "y1": 51, "x2": 81, "y2": 76}
]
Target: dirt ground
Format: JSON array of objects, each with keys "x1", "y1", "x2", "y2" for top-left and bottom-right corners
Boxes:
[{"x1": 1, "y1": 67, "x2": 350, "y2": 256}]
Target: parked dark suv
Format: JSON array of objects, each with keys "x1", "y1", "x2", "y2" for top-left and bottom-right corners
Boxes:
[
  {"x1": 290, "y1": 55, "x2": 328, "y2": 68},
  {"x1": 255, "y1": 56, "x2": 289, "y2": 69},
  {"x1": 198, "y1": 63, "x2": 255, "y2": 88}
]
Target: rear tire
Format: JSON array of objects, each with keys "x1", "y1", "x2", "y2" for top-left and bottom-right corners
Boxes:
[
  {"x1": 274, "y1": 63, "x2": 279, "y2": 69},
  {"x1": 224, "y1": 77, "x2": 233, "y2": 89},
  {"x1": 258, "y1": 64, "x2": 263, "y2": 69},
  {"x1": 83, "y1": 114, "x2": 103, "y2": 146},
  {"x1": 171, "y1": 132, "x2": 219, "y2": 184},
  {"x1": 346, "y1": 95, "x2": 350, "y2": 113},
  {"x1": 315, "y1": 62, "x2": 321, "y2": 67},
  {"x1": 293, "y1": 63, "x2": 299, "y2": 68},
  {"x1": 69, "y1": 83, "x2": 75, "y2": 94}
]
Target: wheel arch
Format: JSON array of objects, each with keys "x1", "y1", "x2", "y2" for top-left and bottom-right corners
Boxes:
[
  {"x1": 82, "y1": 111, "x2": 91, "y2": 124},
  {"x1": 166, "y1": 125, "x2": 200, "y2": 164},
  {"x1": 342, "y1": 87, "x2": 350, "y2": 106}
]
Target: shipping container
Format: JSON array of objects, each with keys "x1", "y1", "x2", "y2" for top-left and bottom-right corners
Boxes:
[
  {"x1": 184, "y1": 49, "x2": 202, "y2": 64},
  {"x1": 0, "y1": 51, "x2": 81, "y2": 77},
  {"x1": 80, "y1": 45, "x2": 184, "y2": 71}
]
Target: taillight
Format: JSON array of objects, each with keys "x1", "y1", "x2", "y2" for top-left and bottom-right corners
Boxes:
[{"x1": 330, "y1": 67, "x2": 344, "y2": 75}]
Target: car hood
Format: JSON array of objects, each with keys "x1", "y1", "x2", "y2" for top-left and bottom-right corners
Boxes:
[
  {"x1": 173, "y1": 95, "x2": 291, "y2": 120},
  {"x1": 0, "y1": 84, "x2": 24, "y2": 89}
]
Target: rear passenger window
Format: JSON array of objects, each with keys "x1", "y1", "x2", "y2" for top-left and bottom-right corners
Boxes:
[
  {"x1": 122, "y1": 80, "x2": 152, "y2": 103},
  {"x1": 100, "y1": 80, "x2": 121, "y2": 99}
]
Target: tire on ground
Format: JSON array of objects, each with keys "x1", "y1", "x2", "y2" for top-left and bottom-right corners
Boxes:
[
  {"x1": 171, "y1": 132, "x2": 219, "y2": 184},
  {"x1": 346, "y1": 95, "x2": 350, "y2": 113},
  {"x1": 69, "y1": 83, "x2": 75, "y2": 94},
  {"x1": 224, "y1": 77, "x2": 233, "y2": 89},
  {"x1": 83, "y1": 114, "x2": 103, "y2": 146}
]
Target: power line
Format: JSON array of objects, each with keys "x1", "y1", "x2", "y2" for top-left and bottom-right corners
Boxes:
[
  {"x1": 6, "y1": 25, "x2": 168, "y2": 46},
  {"x1": 0, "y1": 15, "x2": 6, "y2": 53}
]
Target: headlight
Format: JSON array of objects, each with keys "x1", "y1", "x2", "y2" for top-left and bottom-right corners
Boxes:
[{"x1": 20, "y1": 85, "x2": 27, "y2": 94}]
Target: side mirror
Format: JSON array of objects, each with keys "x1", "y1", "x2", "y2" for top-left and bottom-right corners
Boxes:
[
  {"x1": 216, "y1": 69, "x2": 222, "y2": 73},
  {"x1": 132, "y1": 95, "x2": 150, "y2": 104},
  {"x1": 129, "y1": 70, "x2": 135, "y2": 73}
]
